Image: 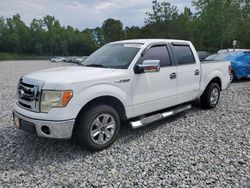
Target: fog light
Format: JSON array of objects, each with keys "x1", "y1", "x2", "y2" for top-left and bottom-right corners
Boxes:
[{"x1": 41, "y1": 126, "x2": 51, "y2": 135}]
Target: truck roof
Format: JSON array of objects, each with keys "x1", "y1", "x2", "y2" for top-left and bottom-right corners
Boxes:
[{"x1": 112, "y1": 39, "x2": 191, "y2": 45}]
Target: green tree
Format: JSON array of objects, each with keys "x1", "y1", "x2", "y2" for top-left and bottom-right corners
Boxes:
[
  {"x1": 30, "y1": 19, "x2": 46, "y2": 55},
  {"x1": 174, "y1": 7, "x2": 194, "y2": 40},
  {"x1": 1, "y1": 1, "x2": 249, "y2": 58},
  {"x1": 124, "y1": 26, "x2": 143, "y2": 39},
  {"x1": 92, "y1": 27, "x2": 105, "y2": 46},
  {"x1": 238, "y1": 0, "x2": 250, "y2": 48},
  {"x1": 144, "y1": 0, "x2": 179, "y2": 38},
  {"x1": 102, "y1": 18, "x2": 124, "y2": 43},
  {"x1": 192, "y1": 0, "x2": 243, "y2": 51},
  {"x1": 43, "y1": 15, "x2": 62, "y2": 55},
  {"x1": 2, "y1": 14, "x2": 29, "y2": 53},
  {"x1": 0, "y1": 17, "x2": 5, "y2": 52},
  {"x1": 145, "y1": 0, "x2": 178, "y2": 24}
]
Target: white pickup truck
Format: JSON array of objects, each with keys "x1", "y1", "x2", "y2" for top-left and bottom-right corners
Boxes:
[{"x1": 13, "y1": 39, "x2": 231, "y2": 150}]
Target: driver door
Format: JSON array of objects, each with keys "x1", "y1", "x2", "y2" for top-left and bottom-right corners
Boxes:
[{"x1": 132, "y1": 45, "x2": 177, "y2": 117}]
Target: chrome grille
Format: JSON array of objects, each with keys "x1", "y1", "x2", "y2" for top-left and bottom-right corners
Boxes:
[{"x1": 16, "y1": 77, "x2": 44, "y2": 112}]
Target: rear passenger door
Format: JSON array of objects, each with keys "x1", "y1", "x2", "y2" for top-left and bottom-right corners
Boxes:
[
  {"x1": 132, "y1": 44, "x2": 177, "y2": 117},
  {"x1": 171, "y1": 43, "x2": 201, "y2": 104}
]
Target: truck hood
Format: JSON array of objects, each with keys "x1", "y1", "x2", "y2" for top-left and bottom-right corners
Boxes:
[{"x1": 25, "y1": 66, "x2": 120, "y2": 83}]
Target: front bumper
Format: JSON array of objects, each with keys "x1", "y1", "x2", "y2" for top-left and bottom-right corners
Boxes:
[{"x1": 13, "y1": 111, "x2": 75, "y2": 139}]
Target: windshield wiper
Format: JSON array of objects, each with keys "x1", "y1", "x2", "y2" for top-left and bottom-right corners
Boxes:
[{"x1": 85, "y1": 64, "x2": 108, "y2": 68}]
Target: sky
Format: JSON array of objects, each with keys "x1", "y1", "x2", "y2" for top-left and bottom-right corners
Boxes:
[{"x1": 0, "y1": 0, "x2": 193, "y2": 30}]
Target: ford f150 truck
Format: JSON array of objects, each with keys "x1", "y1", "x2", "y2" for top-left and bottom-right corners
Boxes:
[{"x1": 13, "y1": 39, "x2": 231, "y2": 150}]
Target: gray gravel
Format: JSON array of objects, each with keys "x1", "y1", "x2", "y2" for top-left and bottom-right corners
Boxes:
[{"x1": 0, "y1": 60, "x2": 249, "y2": 187}]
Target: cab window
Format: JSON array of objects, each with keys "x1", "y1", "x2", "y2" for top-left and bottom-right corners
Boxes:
[
  {"x1": 137, "y1": 46, "x2": 172, "y2": 67},
  {"x1": 172, "y1": 45, "x2": 195, "y2": 65}
]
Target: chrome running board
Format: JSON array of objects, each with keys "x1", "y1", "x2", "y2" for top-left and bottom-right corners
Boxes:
[{"x1": 130, "y1": 104, "x2": 192, "y2": 129}]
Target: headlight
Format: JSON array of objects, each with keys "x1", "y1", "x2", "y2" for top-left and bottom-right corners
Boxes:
[{"x1": 40, "y1": 90, "x2": 73, "y2": 113}]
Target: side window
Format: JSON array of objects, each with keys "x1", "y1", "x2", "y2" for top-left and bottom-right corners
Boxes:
[
  {"x1": 138, "y1": 46, "x2": 172, "y2": 67},
  {"x1": 172, "y1": 45, "x2": 195, "y2": 65}
]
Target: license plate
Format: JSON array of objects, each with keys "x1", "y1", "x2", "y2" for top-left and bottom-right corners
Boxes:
[{"x1": 13, "y1": 115, "x2": 20, "y2": 128}]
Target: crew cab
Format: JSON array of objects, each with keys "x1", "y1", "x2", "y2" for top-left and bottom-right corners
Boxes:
[{"x1": 13, "y1": 39, "x2": 231, "y2": 150}]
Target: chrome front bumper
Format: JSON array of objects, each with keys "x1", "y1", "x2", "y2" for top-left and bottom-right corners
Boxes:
[{"x1": 13, "y1": 111, "x2": 75, "y2": 139}]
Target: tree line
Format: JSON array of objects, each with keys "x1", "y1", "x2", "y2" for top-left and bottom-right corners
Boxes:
[{"x1": 0, "y1": 0, "x2": 249, "y2": 57}]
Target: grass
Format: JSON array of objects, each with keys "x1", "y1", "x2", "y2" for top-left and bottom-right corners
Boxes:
[{"x1": 0, "y1": 53, "x2": 49, "y2": 61}]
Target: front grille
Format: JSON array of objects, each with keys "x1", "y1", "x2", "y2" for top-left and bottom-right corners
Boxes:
[
  {"x1": 18, "y1": 101, "x2": 32, "y2": 109},
  {"x1": 16, "y1": 77, "x2": 44, "y2": 112}
]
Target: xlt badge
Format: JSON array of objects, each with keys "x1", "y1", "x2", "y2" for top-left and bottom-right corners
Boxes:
[{"x1": 115, "y1": 79, "x2": 130, "y2": 83}]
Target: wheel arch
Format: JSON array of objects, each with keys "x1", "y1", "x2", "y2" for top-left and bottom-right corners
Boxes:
[
  {"x1": 75, "y1": 95, "x2": 127, "y2": 123},
  {"x1": 208, "y1": 77, "x2": 222, "y2": 90},
  {"x1": 201, "y1": 76, "x2": 222, "y2": 97},
  {"x1": 201, "y1": 74, "x2": 222, "y2": 93}
]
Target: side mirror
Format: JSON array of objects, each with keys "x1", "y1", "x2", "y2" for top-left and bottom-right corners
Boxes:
[{"x1": 137, "y1": 60, "x2": 160, "y2": 73}]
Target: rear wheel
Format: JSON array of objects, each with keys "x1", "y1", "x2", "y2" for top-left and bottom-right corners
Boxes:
[
  {"x1": 200, "y1": 82, "x2": 220, "y2": 109},
  {"x1": 229, "y1": 72, "x2": 234, "y2": 83},
  {"x1": 230, "y1": 71, "x2": 236, "y2": 82},
  {"x1": 75, "y1": 105, "x2": 120, "y2": 151}
]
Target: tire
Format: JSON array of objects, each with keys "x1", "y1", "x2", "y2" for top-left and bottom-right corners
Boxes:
[
  {"x1": 200, "y1": 82, "x2": 220, "y2": 109},
  {"x1": 230, "y1": 71, "x2": 236, "y2": 82},
  {"x1": 75, "y1": 104, "x2": 120, "y2": 151},
  {"x1": 229, "y1": 72, "x2": 234, "y2": 83}
]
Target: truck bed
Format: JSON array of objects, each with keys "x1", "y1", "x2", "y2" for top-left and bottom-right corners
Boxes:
[{"x1": 200, "y1": 60, "x2": 230, "y2": 92}]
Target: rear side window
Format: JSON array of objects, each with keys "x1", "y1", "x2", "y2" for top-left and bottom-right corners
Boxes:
[
  {"x1": 138, "y1": 46, "x2": 172, "y2": 67},
  {"x1": 172, "y1": 45, "x2": 195, "y2": 65}
]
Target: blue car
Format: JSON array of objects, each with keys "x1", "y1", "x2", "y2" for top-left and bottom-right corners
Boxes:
[{"x1": 206, "y1": 51, "x2": 250, "y2": 81}]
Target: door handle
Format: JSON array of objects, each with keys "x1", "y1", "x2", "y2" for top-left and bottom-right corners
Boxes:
[
  {"x1": 194, "y1": 69, "x2": 200, "y2": 76},
  {"x1": 170, "y1": 73, "x2": 177, "y2": 79}
]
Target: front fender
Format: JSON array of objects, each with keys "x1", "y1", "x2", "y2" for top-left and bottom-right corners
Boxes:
[{"x1": 72, "y1": 83, "x2": 132, "y2": 118}]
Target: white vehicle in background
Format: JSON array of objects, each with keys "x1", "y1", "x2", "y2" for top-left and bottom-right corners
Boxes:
[
  {"x1": 50, "y1": 57, "x2": 65, "y2": 62},
  {"x1": 218, "y1": 49, "x2": 250, "y2": 54},
  {"x1": 74, "y1": 56, "x2": 88, "y2": 64},
  {"x1": 13, "y1": 39, "x2": 231, "y2": 150}
]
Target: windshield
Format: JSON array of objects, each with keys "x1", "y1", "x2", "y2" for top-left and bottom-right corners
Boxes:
[{"x1": 82, "y1": 43, "x2": 142, "y2": 69}]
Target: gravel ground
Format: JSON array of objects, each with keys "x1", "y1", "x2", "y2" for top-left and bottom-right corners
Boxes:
[{"x1": 0, "y1": 60, "x2": 249, "y2": 187}]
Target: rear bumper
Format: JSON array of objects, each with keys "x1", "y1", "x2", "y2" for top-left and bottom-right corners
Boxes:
[{"x1": 13, "y1": 110, "x2": 75, "y2": 139}]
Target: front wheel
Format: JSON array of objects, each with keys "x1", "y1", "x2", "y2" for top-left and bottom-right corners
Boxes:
[
  {"x1": 75, "y1": 105, "x2": 120, "y2": 151},
  {"x1": 200, "y1": 82, "x2": 220, "y2": 109}
]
